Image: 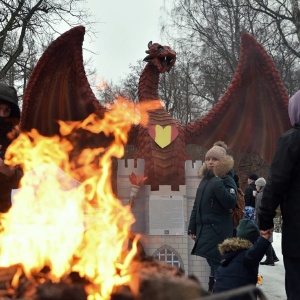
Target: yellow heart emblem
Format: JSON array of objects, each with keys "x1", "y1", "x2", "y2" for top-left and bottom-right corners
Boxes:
[{"x1": 149, "y1": 125, "x2": 178, "y2": 148}]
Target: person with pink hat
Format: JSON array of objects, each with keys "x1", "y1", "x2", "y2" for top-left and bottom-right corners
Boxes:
[{"x1": 188, "y1": 141, "x2": 237, "y2": 293}]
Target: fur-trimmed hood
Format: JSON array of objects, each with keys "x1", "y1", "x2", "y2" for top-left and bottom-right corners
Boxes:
[
  {"x1": 199, "y1": 155, "x2": 234, "y2": 179},
  {"x1": 218, "y1": 237, "x2": 252, "y2": 255}
]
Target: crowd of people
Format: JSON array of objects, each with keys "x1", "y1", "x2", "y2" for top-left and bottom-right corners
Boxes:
[
  {"x1": 189, "y1": 87, "x2": 300, "y2": 299},
  {"x1": 188, "y1": 143, "x2": 276, "y2": 295}
]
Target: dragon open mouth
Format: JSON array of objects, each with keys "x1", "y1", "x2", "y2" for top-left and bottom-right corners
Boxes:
[
  {"x1": 143, "y1": 42, "x2": 176, "y2": 73},
  {"x1": 161, "y1": 56, "x2": 174, "y2": 68}
]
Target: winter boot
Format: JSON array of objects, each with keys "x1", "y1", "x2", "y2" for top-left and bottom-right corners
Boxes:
[
  {"x1": 208, "y1": 276, "x2": 215, "y2": 293},
  {"x1": 260, "y1": 245, "x2": 275, "y2": 266}
]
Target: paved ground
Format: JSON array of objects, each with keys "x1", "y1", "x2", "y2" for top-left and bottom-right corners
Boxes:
[{"x1": 258, "y1": 233, "x2": 286, "y2": 300}]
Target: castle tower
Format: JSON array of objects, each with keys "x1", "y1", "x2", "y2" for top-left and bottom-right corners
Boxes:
[{"x1": 117, "y1": 158, "x2": 210, "y2": 285}]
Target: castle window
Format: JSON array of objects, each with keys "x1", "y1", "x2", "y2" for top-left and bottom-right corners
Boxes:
[{"x1": 154, "y1": 248, "x2": 182, "y2": 269}]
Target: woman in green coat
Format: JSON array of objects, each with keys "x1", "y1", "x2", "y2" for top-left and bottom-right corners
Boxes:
[{"x1": 188, "y1": 141, "x2": 237, "y2": 292}]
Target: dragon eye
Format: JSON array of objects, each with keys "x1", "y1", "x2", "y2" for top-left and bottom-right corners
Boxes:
[{"x1": 158, "y1": 45, "x2": 164, "y2": 52}]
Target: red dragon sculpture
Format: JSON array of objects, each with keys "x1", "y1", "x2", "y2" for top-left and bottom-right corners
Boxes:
[
  {"x1": 128, "y1": 34, "x2": 290, "y2": 190},
  {"x1": 21, "y1": 26, "x2": 106, "y2": 136},
  {"x1": 128, "y1": 41, "x2": 190, "y2": 190},
  {"x1": 187, "y1": 32, "x2": 291, "y2": 162},
  {"x1": 20, "y1": 26, "x2": 113, "y2": 181},
  {"x1": 20, "y1": 26, "x2": 291, "y2": 190}
]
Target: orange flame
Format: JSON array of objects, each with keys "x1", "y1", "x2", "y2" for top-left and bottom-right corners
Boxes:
[{"x1": 0, "y1": 97, "x2": 162, "y2": 299}]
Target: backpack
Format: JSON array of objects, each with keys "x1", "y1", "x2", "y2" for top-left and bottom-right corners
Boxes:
[{"x1": 231, "y1": 188, "x2": 245, "y2": 228}]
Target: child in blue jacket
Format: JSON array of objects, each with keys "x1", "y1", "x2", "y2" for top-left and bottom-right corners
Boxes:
[{"x1": 213, "y1": 219, "x2": 271, "y2": 293}]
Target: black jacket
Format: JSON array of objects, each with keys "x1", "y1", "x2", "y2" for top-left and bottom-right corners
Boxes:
[
  {"x1": 0, "y1": 118, "x2": 22, "y2": 212},
  {"x1": 188, "y1": 155, "x2": 237, "y2": 263},
  {"x1": 258, "y1": 125, "x2": 300, "y2": 258},
  {"x1": 244, "y1": 182, "x2": 256, "y2": 207}
]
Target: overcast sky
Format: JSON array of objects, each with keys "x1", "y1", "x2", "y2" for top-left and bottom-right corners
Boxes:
[{"x1": 83, "y1": 0, "x2": 165, "y2": 85}]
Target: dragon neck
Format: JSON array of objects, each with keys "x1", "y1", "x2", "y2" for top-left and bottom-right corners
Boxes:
[{"x1": 138, "y1": 64, "x2": 160, "y2": 101}]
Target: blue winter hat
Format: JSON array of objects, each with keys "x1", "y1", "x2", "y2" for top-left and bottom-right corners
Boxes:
[{"x1": 237, "y1": 219, "x2": 260, "y2": 244}]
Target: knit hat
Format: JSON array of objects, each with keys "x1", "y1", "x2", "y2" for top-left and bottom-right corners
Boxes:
[
  {"x1": 205, "y1": 141, "x2": 227, "y2": 161},
  {"x1": 236, "y1": 219, "x2": 260, "y2": 244},
  {"x1": 288, "y1": 89, "x2": 300, "y2": 126},
  {"x1": 255, "y1": 177, "x2": 266, "y2": 187},
  {"x1": 248, "y1": 174, "x2": 258, "y2": 181},
  {"x1": 0, "y1": 82, "x2": 20, "y2": 119}
]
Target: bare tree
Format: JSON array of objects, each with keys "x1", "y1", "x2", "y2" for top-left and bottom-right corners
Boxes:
[
  {"x1": 247, "y1": 0, "x2": 300, "y2": 58},
  {"x1": 0, "y1": 0, "x2": 94, "y2": 85},
  {"x1": 97, "y1": 77, "x2": 138, "y2": 106},
  {"x1": 98, "y1": 57, "x2": 209, "y2": 125},
  {"x1": 159, "y1": 55, "x2": 211, "y2": 124},
  {"x1": 121, "y1": 61, "x2": 145, "y2": 102},
  {"x1": 161, "y1": 0, "x2": 258, "y2": 103},
  {"x1": 160, "y1": 0, "x2": 300, "y2": 103}
]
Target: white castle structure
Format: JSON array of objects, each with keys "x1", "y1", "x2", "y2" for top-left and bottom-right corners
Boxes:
[{"x1": 117, "y1": 158, "x2": 210, "y2": 287}]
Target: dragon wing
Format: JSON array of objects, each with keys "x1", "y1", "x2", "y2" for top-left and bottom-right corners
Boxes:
[
  {"x1": 20, "y1": 26, "x2": 106, "y2": 136},
  {"x1": 185, "y1": 32, "x2": 291, "y2": 164}
]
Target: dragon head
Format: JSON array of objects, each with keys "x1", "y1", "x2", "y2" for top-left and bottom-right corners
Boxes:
[{"x1": 143, "y1": 41, "x2": 176, "y2": 73}]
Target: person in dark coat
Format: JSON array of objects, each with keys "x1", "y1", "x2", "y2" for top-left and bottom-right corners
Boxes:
[
  {"x1": 0, "y1": 82, "x2": 22, "y2": 213},
  {"x1": 258, "y1": 89, "x2": 300, "y2": 300},
  {"x1": 244, "y1": 173, "x2": 258, "y2": 223},
  {"x1": 232, "y1": 174, "x2": 245, "y2": 237},
  {"x1": 213, "y1": 219, "x2": 271, "y2": 295},
  {"x1": 244, "y1": 173, "x2": 258, "y2": 208},
  {"x1": 254, "y1": 177, "x2": 266, "y2": 224},
  {"x1": 254, "y1": 177, "x2": 279, "y2": 266},
  {"x1": 188, "y1": 141, "x2": 237, "y2": 293}
]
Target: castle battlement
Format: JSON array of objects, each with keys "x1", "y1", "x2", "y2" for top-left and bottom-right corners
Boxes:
[
  {"x1": 185, "y1": 160, "x2": 203, "y2": 176},
  {"x1": 117, "y1": 158, "x2": 145, "y2": 175},
  {"x1": 118, "y1": 159, "x2": 202, "y2": 178},
  {"x1": 117, "y1": 159, "x2": 203, "y2": 198}
]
